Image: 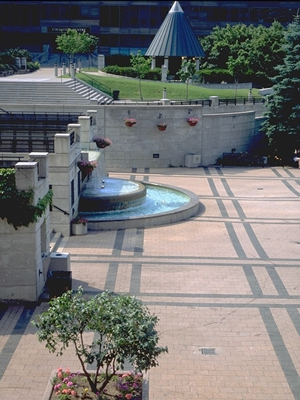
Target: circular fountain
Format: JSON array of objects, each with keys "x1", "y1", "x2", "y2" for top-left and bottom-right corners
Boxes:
[{"x1": 78, "y1": 151, "x2": 201, "y2": 230}]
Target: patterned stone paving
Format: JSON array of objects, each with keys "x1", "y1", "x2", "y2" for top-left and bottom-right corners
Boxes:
[{"x1": 1, "y1": 166, "x2": 300, "y2": 400}]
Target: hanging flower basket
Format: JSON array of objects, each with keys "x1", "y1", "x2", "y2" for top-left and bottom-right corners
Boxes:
[
  {"x1": 93, "y1": 137, "x2": 112, "y2": 149},
  {"x1": 77, "y1": 160, "x2": 97, "y2": 174},
  {"x1": 187, "y1": 117, "x2": 199, "y2": 126},
  {"x1": 124, "y1": 117, "x2": 137, "y2": 127},
  {"x1": 157, "y1": 122, "x2": 167, "y2": 131}
]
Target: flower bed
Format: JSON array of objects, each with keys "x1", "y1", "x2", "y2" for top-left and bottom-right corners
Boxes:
[{"x1": 45, "y1": 368, "x2": 145, "y2": 400}]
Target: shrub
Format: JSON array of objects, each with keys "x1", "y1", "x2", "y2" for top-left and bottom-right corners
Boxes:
[{"x1": 32, "y1": 288, "x2": 168, "y2": 396}]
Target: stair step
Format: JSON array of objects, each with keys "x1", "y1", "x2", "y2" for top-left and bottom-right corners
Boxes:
[{"x1": 50, "y1": 231, "x2": 63, "y2": 253}]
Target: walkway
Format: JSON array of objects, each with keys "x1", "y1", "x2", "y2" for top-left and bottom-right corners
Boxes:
[{"x1": 1, "y1": 165, "x2": 300, "y2": 400}]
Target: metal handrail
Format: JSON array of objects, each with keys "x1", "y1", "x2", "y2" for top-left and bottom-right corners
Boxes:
[
  {"x1": 52, "y1": 204, "x2": 69, "y2": 216},
  {"x1": 76, "y1": 72, "x2": 112, "y2": 96}
]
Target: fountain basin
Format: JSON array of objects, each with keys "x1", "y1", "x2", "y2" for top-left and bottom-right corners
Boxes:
[
  {"x1": 82, "y1": 181, "x2": 202, "y2": 230},
  {"x1": 79, "y1": 178, "x2": 146, "y2": 211}
]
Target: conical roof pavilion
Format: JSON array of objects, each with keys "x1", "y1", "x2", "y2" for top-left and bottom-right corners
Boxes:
[{"x1": 145, "y1": 1, "x2": 205, "y2": 57}]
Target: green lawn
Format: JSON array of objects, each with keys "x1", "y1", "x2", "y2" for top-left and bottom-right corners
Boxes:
[{"x1": 76, "y1": 70, "x2": 260, "y2": 101}]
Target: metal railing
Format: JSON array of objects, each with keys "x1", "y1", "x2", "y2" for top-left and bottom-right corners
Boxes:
[{"x1": 76, "y1": 72, "x2": 112, "y2": 97}]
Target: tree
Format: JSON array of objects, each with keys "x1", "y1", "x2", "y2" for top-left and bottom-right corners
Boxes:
[
  {"x1": 55, "y1": 29, "x2": 98, "y2": 71},
  {"x1": 32, "y1": 288, "x2": 167, "y2": 396},
  {"x1": 227, "y1": 52, "x2": 252, "y2": 98},
  {"x1": 261, "y1": 14, "x2": 300, "y2": 162},
  {"x1": 130, "y1": 50, "x2": 151, "y2": 100},
  {"x1": 200, "y1": 22, "x2": 285, "y2": 86},
  {"x1": 177, "y1": 59, "x2": 196, "y2": 101}
]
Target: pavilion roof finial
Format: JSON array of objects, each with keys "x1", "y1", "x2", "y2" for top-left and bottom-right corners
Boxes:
[{"x1": 170, "y1": 1, "x2": 184, "y2": 13}]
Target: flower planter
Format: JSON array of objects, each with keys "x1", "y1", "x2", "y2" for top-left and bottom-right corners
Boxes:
[
  {"x1": 158, "y1": 126, "x2": 167, "y2": 131},
  {"x1": 44, "y1": 370, "x2": 148, "y2": 400},
  {"x1": 125, "y1": 121, "x2": 135, "y2": 127},
  {"x1": 72, "y1": 223, "x2": 87, "y2": 235},
  {"x1": 187, "y1": 121, "x2": 198, "y2": 126}
]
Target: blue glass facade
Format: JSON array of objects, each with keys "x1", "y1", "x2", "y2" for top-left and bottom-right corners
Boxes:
[{"x1": 0, "y1": 1, "x2": 298, "y2": 54}]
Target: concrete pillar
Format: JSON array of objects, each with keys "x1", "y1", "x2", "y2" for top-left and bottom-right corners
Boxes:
[
  {"x1": 98, "y1": 55, "x2": 105, "y2": 71},
  {"x1": 195, "y1": 57, "x2": 200, "y2": 71},
  {"x1": 15, "y1": 162, "x2": 38, "y2": 192},
  {"x1": 87, "y1": 110, "x2": 97, "y2": 126},
  {"x1": 164, "y1": 57, "x2": 169, "y2": 70},
  {"x1": 161, "y1": 65, "x2": 168, "y2": 82},
  {"x1": 160, "y1": 87, "x2": 170, "y2": 105},
  {"x1": 70, "y1": 63, "x2": 75, "y2": 79},
  {"x1": 15, "y1": 57, "x2": 21, "y2": 68},
  {"x1": 21, "y1": 57, "x2": 27, "y2": 71},
  {"x1": 62, "y1": 63, "x2": 66, "y2": 75},
  {"x1": 29, "y1": 152, "x2": 49, "y2": 179},
  {"x1": 151, "y1": 57, "x2": 156, "y2": 70},
  {"x1": 209, "y1": 96, "x2": 219, "y2": 107},
  {"x1": 54, "y1": 63, "x2": 58, "y2": 77},
  {"x1": 78, "y1": 116, "x2": 91, "y2": 144}
]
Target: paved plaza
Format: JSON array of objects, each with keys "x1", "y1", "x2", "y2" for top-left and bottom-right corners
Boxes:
[{"x1": 1, "y1": 165, "x2": 300, "y2": 400}]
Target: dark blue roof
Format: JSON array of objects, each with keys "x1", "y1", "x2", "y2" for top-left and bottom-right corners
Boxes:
[{"x1": 145, "y1": 1, "x2": 205, "y2": 57}]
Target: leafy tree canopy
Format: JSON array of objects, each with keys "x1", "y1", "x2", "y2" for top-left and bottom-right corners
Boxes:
[
  {"x1": 33, "y1": 288, "x2": 168, "y2": 395},
  {"x1": 55, "y1": 28, "x2": 98, "y2": 60},
  {"x1": 130, "y1": 50, "x2": 151, "y2": 100},
  {"x1": 261, "y1": 16, "x2": 300, "y2": 161},
  {"x1": 200, "y1": 22, "x2": 285, "y2": 86},
  {"x1": 177, "y1": 59, "x2": 197, "y2": 100}
]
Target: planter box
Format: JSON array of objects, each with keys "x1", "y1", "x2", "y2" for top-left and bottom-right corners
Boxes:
[
  {"x1": 72, "y1": 223, "x2": 88, "y2": 235},
  {"x1": 43, "y1": 370, "x2": 148, "y2": 400}
]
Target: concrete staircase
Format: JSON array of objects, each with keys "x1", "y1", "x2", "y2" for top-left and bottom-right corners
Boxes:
[
  {"x1": 0, "y1": 80, "x2": 112, "y2": 105},
  {"x1": 0, "y1": 81, "x2": 91, "y2": 105},
  {"x1": 65, "y1": 79, "x2": 113, "y2": 104}
]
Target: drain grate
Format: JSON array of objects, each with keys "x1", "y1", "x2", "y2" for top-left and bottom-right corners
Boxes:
[{"x1": 200, "y1": 348, "x2": 216, "y2": 355}]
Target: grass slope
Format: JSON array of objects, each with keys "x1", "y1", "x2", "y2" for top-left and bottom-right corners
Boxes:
[{"x1": 77, "y1": 70, "x2": 260, "y2": 101}]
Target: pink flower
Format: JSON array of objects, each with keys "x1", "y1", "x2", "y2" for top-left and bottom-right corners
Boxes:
[
  {"x1": 67, "y1": 381, "x2": 73, "y2": 387},
  {"x1": 57, "y1": 372, "x2": 63, "y2": 379},
  {"x1": 62, "y1": 389, "x2": 68, "y2": 394},
  {"x1": 65, "y1": 368, "x2": 71, "y2": 375},
  {"x1": 57, "y1": 367, "x2": 63, "y2": 372},
  {"x1": 55, "y1": 391, "x2": 61, "y2": 395},
  {"x1": 71, "y1": 390, "x2": 76, "y2": 396},
  {"x1": 125, "y1": 394, "x2": 132, "y2": 400}
]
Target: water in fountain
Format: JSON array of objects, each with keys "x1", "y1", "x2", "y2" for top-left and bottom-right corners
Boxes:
[{"x1": 78, "y1": 150, "x2": 201, "y2": 229}]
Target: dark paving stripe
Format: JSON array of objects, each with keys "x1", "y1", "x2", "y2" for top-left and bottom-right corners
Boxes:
[
  {"x1": 203, "y1": 167, "x2": 211, "y2": 176},
  {"x1": 104, "y1": 262, "x2": 119, "y2": 291},
  {"x1": 287, "y1": 308, "x2": 300, "y2": 337},
  {"x1": 206, "y1": 177, "x2": 219, "y2": 197},
  {"x1": 112, "y1": 229, "x2": 125, "y2": 256},
  {"x1": 134, "y1": 228, "x2": 144, "y2": 255},
  {"x1": 282, "y1": 180, "x2": 300, "y2": 197},
  {"x1": 216, "y1": 199, "x2": 229, "y2": 218},
  {"x1": 266, "y1": 266, "x2": 289, "y2": 297},
  {"x1": 242, "y1": 265, "x2": 263, "y2": 296},
  {"x1": 243, "y1": 222, "x2": 269, "y2": 259},
  {"x1": 221, "y1": 178, "x2": 234, "y2": 197},
  {"x1": 215, "y1": 166, "x2": 223, "y2": 175},
  {"x1": 105, "y1": 230, "x2": 126, "y2": 291},
  {"x1": 130, "y1": 263, "x2": 142, "y2": 295},
  {"x1": 232, "y1": 199, "x2": 246, "y2": 219},
  {"x1": 0, "y1": 306, "x2": 35, "y2": 380},
  {"x1": 260, "y1": 307, "x2": 300, "y2": 400},
  {"x1": 225, "y1": 221, "x2": 246, "y2": 258}
]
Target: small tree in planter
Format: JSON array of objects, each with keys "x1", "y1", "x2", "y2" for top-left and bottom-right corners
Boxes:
[{"x1": 32, "y1": 288, "x2": 168, "y2": 396}]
